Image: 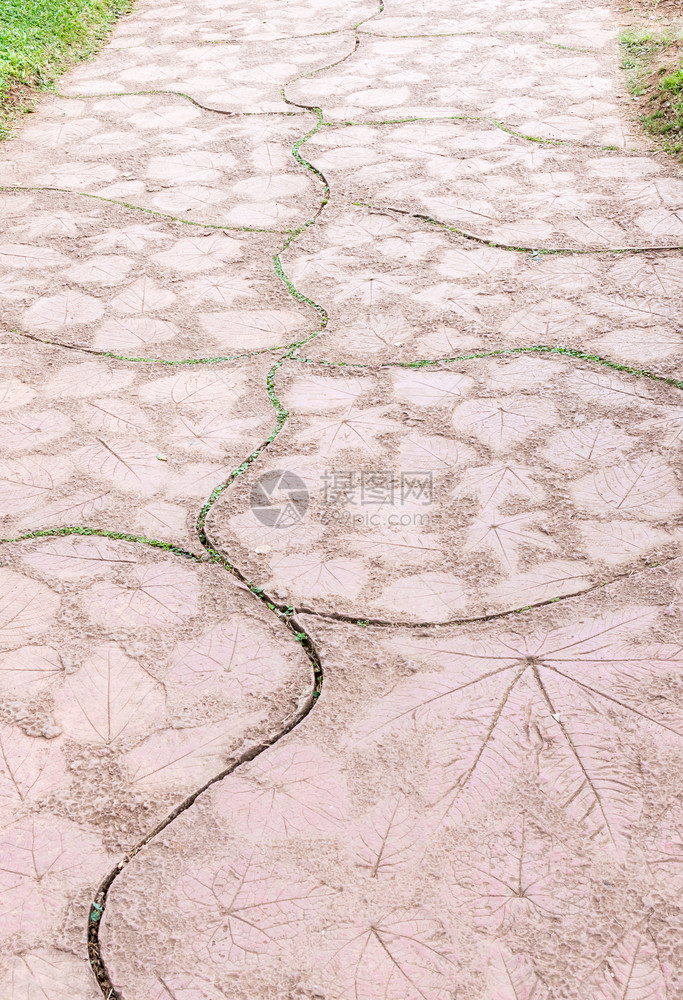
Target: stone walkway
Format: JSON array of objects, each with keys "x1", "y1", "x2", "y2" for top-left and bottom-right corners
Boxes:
[{"x1": 1, "y1": 0, "x2": 683, "y2": 997}]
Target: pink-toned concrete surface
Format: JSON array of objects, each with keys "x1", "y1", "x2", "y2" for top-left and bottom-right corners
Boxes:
[{"x1": 0, "y1": 0, "x2": 683, "y2": 997}]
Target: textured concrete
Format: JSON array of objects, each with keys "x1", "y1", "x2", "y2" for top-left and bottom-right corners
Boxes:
[{"x1": 1, "y1": 0, "x2": 683, "y2": 997}]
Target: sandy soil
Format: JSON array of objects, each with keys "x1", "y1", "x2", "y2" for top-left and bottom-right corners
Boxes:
[{"x1": 0, "y1": 0, "x2": 683, "y2": 998}]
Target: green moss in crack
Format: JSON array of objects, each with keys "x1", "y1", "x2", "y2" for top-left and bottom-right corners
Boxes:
[{"x1": 0, "y1": 525, "x2": 201, "y2": 561}]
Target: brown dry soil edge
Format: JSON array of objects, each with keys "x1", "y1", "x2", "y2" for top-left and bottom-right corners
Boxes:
[
  {"x1": 2, "y1": 80, "x2": 41, "y2": 132},
  {"x1": 615, "y1": 0, "x2": 683, "y2": 154},
  {"x1": 3, "y1": 1, "x2": 683, "y2": 998}
]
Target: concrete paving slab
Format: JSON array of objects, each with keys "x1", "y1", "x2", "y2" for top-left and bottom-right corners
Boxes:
[
  {"x1": 0, "y1": 0, "x2": 682, "y2": 996},
  {"x1": 99, "y1": 563, "x2": 683, "y2": 998}
]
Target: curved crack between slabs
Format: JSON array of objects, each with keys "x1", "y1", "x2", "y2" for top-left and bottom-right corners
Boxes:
[
  {"x1": 55, "y1": 86, "x2": 640, "y2": 155},
  {"x1": 199, "y1": 348, "x2": 683, "y2": 630},
  {"x1": 356, "y1": 28, "x2": 603, "y2": 53},
  {"x1": 0, "y1": 516, "x2": 322, "y2": 1000},
  {"x1": 36, "y1": 29, "x2": 364, "y2": 244},
  {"x1": 277, "y1": 552, "x2": 683, "y2": 629},
  {"x1": 0, "y1": 184, "x2": 285, "y2": 233},
  {"x1": 10, "y1": 326, "x2": 683, "y2": 394},
  {"x1": 323, "y1": 114, "x2": 646, "y2": 154},
  {"x1": 9, "y1": 328, "x2": 292, "y2": 367},
  {"x1": 6, "y1": 74, "x2": 337, "y2": 365},
  {"x1": 56, "y1": 89, "x2": 309, "y2": 117},
  {"x1": 70, "y1": 9, "x2": 382, "y2": 998},
  {"x1": 351, "y1": 200, "x2": 683, "y2": 255},
  {"x1": 291, "y1": 345, "x2": 683, "y2": 392},
  {"x1": 73, "y1": 9, "x2": 388, "y2": 994}
]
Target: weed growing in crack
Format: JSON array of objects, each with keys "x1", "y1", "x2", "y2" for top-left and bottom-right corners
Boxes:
[
  {"x1": 0, "y1": 184, "x2": 282, "y2": 232},
  {"x1": 352, "y1": 200, "x2": 683, "y2": 254},
  {"x1": 1, "y1": 525, "x2": 201, "y2": 560},
  {"x1": 292, "y1": 345, "x2": 683, "y2": 394}
]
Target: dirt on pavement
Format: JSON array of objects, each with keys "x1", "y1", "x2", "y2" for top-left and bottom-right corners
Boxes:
[{"x1": 1, "y1": 0, "x2": 683, "y2": 998}]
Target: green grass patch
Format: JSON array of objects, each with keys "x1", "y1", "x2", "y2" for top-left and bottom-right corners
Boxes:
[
  {"x1": 619, "y1": 27, "x2": 683, "y2": 154},
  {"x1": 646, "y1": 63, "x2": 683, "y2": 152},
  {"x1": 619, "y1": 29, "x2": 674, "y2": 94},
  {"x1": 0, "y1": 0, "x2": 132, "y2": 137}
]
